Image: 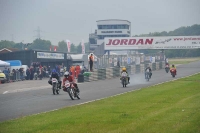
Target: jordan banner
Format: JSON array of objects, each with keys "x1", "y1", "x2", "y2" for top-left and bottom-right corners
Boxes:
[{"x1": 104, "y1": 36, "x2": 200, "y2": 50}]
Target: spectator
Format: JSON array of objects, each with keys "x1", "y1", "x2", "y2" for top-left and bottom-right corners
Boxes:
[
  {"x1": 70, "y1": 66, "x2": 75, "y2": 78},
  {"x1": 12, "y1": 69, "x2": 16, "y2": 81},
  {"x1": 29, "y1": 67, "x2": 34, "y2": 80},
  {"x1": 26, "y1": 68, "x2": 30, "y2": 80},
  {"x1": 19, "y1": 68, "x2": 24, "y2": 80},
  {"x1": 3, "y1": 67, "x2": 9, "y2": 82},
  {"x1": 75, "y1": 65, "x2": 81, "y2": 78},
  {"x1": 89, "y1": 54, "x2": 94, "y2": 72}
]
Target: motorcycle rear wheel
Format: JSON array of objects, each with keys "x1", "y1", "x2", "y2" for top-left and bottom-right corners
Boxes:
[
  {"x1": 52, "y1": 84, "x2": 56, "y2": 95},
  {"x1": 56, "y1": 89, "x2": 60, "y2": 94}
]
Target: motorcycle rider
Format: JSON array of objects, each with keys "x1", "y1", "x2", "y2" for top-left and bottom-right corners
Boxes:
[
  {"x1": 165, "y1": 62, "x2": 170, "y2": 72},
  {"x1": 145, "y1": 65, "x2": 152, "y2": 79},
  {"x1": 48, "y1": 69, "x2": 62, "y2": 89},
  {"x1": 120, "y1": 67, "x2": 130, "y2": 84},
  {"x1": 170, "y1": 64, "x2": 177, "y2": 75},
  {"x1": 62, "y1": 71, "x2": 80, "y2": 93}
]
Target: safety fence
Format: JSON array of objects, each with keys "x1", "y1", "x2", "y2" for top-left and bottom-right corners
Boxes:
[
  {"x1": 78, "y1": 61, "x2": 165, "y2": 83},
  {"x1": 0, "y1": 71, "x2": 24, "y2": 84},
  {"x1": 0, "y1": 71, "x2": 49, "y2": 84},
  {"x1": 93, "y1": 52, "x2": 165, "y2": 69}
]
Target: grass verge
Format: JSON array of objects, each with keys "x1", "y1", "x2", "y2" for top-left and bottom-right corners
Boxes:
[{"x1": 0, "y1": 74, "x2": 200, "y2": 133}]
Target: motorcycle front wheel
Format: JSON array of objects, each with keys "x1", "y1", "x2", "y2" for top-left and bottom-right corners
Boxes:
[
  {"x1": 68, "y1": 88, "x2": 75, "y2": 100},
  {"x1": 52, "y1": 83, "x2": 56, "y2": 95}
]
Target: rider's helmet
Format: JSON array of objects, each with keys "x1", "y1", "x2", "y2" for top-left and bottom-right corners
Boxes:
[
  {"x1": 52, "y1": 69, "x2": 56, "y2": 73},
  {"x1": 172, "y1": 64, "x2": 175, "y2": 67},
  {"x1": 64, "y1": 71, "x2": 70, "y2": 78},
  {"x1": 122, "y1": 67, "x2": 126, "y2": 71}
]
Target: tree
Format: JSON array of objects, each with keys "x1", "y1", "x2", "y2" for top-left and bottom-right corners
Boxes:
[
  {"x1": 29, "y1": 38, "x2": 51, "y2": 50},
  {"x1": 57, "y1": 40, "x2": 68, "y2": 52},
  {"x1": 84, "y1": 42, "x2": 90, "y2": 53},
  {"x1": 70, "y1": 43, "x2": 77, "y2": 53},
  {"x1": 76, "y1": 43, "x2": 82, "y2": 53},
  {"x1": 0, "y1": 40, "x2": 15, "y2": 49}
]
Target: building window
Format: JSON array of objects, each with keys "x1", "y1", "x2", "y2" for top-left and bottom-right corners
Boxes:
[{"x1": 98, "y1": 25, "x2": 102, "y2": 29}]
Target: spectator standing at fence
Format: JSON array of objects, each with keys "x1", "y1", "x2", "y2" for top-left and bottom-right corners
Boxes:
[
  {"x1": 26, "y1": 68, "x2": 30, "y2": 80},
  {"x1": 70, "y1": 66, "x2": 75, "y2": 78},
  {"x1": 89, "y1": 54, "x2": 94, "y2": 72},
  {"x1": 12, "y1": 69, "x2": 16, "y2": 81},
  {"x1": 75, "y1": 65, "x2": 80, "y2": 78},
  {"x1": 19, "y1": 68, "x2": 24, "y2": 80},
  {"x1": 30, "y1": 67, "x2": 34, "y2": 80},
  {"x1": 3, "y1": 67, "x2": 9, "y2": 82}
]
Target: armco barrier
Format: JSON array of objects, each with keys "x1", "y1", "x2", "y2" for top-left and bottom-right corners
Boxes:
[
  {"x1": 106, "y1": 68, "x2": 113, "y2": 79},
  {"x1": 113, "y1": 67, "x2": 120, "y2": 77},
  {"x1": 152, "y1": 63, "x2": 156, "y2": 71},
  {"x1": 131, "y1": 65, "x2": 136, "y2": 75},
  {"x1": 162, "y1": 61, "x2": 165, "y2": 69},
  {"x1": 81, "y1": 61, "x2": 164, "y2": 83},
  {"x1": 156, "y1": 62, "x2": 160, "y2": 70},
  {"x1": 159, "y1": 62, "x2": 162, "y2": 69},
  {"x1": 77, "y1": 74, "x2": 84, "y2": 83},
  {"x1": 140, "y1": 64, "x2": 145, "y2": 73},
  {"x1": 135, "y1": 65, "x2": 140, "y2": 73},
  {"x1": 98, "y1": 69, "x2": 106, "y2": 80}
]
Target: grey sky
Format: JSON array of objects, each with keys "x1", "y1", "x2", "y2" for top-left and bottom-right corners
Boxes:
[{"x1": 0, "y1": 0, "x2": 200, "y2": 45}]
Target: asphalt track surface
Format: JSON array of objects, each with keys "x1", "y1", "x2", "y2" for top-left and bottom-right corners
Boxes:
[{"x1": 0, "y1": 61, "x2": 200, "y2": 122}]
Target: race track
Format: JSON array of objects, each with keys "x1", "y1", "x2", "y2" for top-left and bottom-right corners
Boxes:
[{"x1": 0, "y1": 61, "x2": 200, "y2": 122}]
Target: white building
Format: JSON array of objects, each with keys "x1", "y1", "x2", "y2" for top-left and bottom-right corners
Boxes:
[{"x1": 89, "y1": 19, "x2": 131, "y2": 51}]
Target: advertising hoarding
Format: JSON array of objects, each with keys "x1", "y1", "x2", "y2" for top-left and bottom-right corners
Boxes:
[{"x1": 104, "y1": 36, "x2": 200, "y2": 50}]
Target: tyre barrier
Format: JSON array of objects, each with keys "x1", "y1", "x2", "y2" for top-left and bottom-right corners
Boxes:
[
  {"x1": 80, "y1": 61, "x2": 164, "y2": 83},
  {"x1": 77, "y1": 74, "x2": 84, "y2": 83},
  {"x1": 135, "y1": 65, "x2": 140, "y2": 73},
  {"x1": 152, "y1": 63, "x2": 156, "y2": 71}
]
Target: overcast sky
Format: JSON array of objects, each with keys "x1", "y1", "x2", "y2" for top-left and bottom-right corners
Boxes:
[{"x1": 0, "y1": 0, "x2": 200, "y2": 45}]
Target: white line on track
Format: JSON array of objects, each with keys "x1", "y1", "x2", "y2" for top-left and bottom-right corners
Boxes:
[
  {"x1": 2, "y1": 83, "x2": 84, "y2": 94},
  {"x1": 3, "y1": 91, "x2": 8, "y2": 94}
]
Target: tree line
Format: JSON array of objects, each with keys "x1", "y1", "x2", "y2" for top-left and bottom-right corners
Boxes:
[
  {"x1": 0, "y1": 24, "x2": 200, "y2": 57},
  {"x1": 0, "y1": 39, "x2": 90, "y2": 54},
  {"x1": 135, "y1": 24, "x2": 200, "y2": 58}
]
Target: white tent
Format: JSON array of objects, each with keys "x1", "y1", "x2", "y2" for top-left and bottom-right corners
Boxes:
[{"x1": 0, "y1": 60, "x2": 10, "y2": 67}]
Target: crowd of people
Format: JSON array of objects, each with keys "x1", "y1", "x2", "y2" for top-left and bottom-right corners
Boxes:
[{"x1": 1, "y1": 62, "x2": 90, "y2": 84}]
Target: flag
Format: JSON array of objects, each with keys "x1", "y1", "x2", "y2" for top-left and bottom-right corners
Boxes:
[
  {"x1": 66, "y1": 40, "x2": 71, "y2": 53},
  {"x1": 54, "y1": 46, "x2": 57, "y2": 51},
  {"x1": 81, "y1": 40, "x2": 85, "y2": 54}
]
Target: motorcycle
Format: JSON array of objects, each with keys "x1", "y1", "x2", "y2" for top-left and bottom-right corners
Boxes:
[
  {"x1": 170, "y1": 68, "x2": 176, "y2": 78},
  {"x1": 52, "y1": 78, "x2": 60, "y2": 95},
  {"x1": 121, "y1": 72, "x2": 128, "y2": 87},
  {"x1": 145, "y1": 72, "x2": 150, "y2": 81},
  {"x1": 64, "y1": 81, "x2": 80, "y2": 100},
  {"x1": 165, "y1": 66, "x2": 170, "y2": 73}
]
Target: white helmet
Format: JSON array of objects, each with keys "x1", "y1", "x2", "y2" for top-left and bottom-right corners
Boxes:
[{"x1": 64, "y1": 71, "x2": 69, "y2": 77}]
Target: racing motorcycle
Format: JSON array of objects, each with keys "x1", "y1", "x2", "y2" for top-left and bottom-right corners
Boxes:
[
  {"x1": 52, "y1": 78, "x2": 60, "y2": 95},
  {"x1": 145, "y1": 72, "x2": 150, "y2": 81},
  {"x1": 121, "y1": 72, "x2": 128, "y2": 87},
  {"x1": 64, "y1": 81, "x2": 80, "y2": 100},
  {"x1": 165, "y1": 65, "x2": 170, "y2": 73},
  {"x1": 170, "y1": 68, "x2": 176, "y2": 78}
]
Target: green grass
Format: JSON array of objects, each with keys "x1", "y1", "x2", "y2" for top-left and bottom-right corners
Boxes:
[
  {"x1": 169, "y1": 57, "x2": 200, "y2": 65},
  {"x1": 0, "y1": 74, "x2": 200, "y2": 133}
]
